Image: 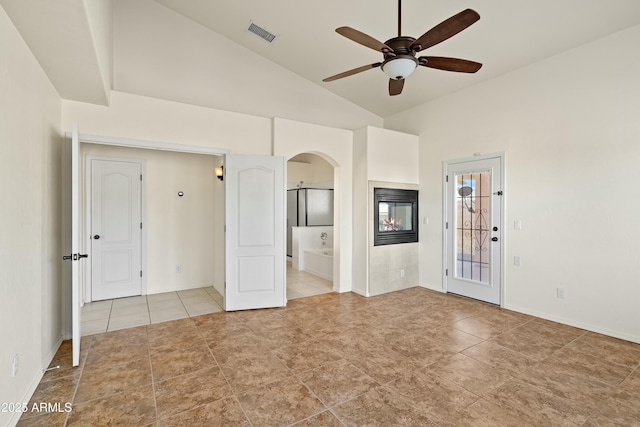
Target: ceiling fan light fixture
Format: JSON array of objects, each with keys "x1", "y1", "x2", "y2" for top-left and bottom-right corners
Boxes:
[{"x1": 382, "y1": 56, "x2": 417, "y2": 80}]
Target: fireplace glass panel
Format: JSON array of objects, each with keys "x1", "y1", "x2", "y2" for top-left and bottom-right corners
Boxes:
[{"x1": 378, "y1": 202, "x2": 413, "y2": 232}]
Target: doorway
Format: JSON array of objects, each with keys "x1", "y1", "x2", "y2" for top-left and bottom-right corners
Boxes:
[
  {"x1": 286, "y1": 153, "x2": 336, "y2": 299},
  {"x1": 444, "y1": 155, "x2": 504, "y2": 305}
]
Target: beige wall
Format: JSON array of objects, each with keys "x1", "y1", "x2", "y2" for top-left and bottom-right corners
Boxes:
[
  {"x1": 385, "y1": 24, "x2": 640, "y2": 343},
  {"x1": 0, "y1": 6, "x2": 63, "y2": 426},
  {"x1": 288, "y1": 154, "x2": 334, "y2": 189}
]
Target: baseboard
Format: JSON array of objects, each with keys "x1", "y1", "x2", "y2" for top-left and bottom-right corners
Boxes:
[
  {"x1": 504, "y1": 303, "x2": 640, "y2": 345},
  {"x1": 7, "y1": 336, "x2": 64, "y2": 427}
]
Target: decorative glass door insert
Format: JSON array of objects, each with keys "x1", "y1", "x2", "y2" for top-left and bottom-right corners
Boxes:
[{"x1": 455, "y1": 172, "x2": 491, "y2": 284}]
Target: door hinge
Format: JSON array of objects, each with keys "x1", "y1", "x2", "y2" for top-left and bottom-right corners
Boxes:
[
  {"x1": 140, "y1": 174, "x2": 143, "y2": 181},
  {"x1": 140, "y1": 222, "x2": 142, "y2": 229},
  {"x1": 445, "y1": 269, "x2": 448, "y2": 276},
  {"x1": 445, "y1": 175, "x2": 449, "y2": 182},
  {"x1": 445, "y1": 222, "x2": 449, "y2": 229},
  {"x1": 493, "y1": 190, "x2": 503, "y2": 196},
  {"x1": 140, "y1": 271, "x2": 143, "y2": 277}
]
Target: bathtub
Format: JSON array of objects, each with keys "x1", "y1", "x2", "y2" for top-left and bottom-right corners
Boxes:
[{"x1": 303, "y1": 249, "x2": 333, "y2": 280}]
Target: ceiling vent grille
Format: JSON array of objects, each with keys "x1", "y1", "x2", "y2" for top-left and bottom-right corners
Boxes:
[{"x1": 248, "y1": 22, "x2": 276, "y2": 43}]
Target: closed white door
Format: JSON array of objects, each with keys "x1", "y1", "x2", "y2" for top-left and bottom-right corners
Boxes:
[
  {"x1": 91, "y1": 159, "x2": 142, "y2": 301},
  {"x1": 445, "y1": 156, "x2": 503, "y2": 305},
  {"x1": 225, "y1": 154, "x2": 286, "y2": 311}
]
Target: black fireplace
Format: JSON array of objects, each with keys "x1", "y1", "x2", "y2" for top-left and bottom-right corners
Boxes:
[{"x1": 373, "y1": 188, "x2": 418, "y2": 246}]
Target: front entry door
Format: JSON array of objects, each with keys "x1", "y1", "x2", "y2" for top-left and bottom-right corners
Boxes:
[
  {"x1": 445, "y1": 156, "x2": 503, "y2": 305},
  {"x1": 225, "y1": 154, "x2": 286, "y2": 311},
  {"x1": 91, "y1": 159, "x2": 142, "y2": 301}
]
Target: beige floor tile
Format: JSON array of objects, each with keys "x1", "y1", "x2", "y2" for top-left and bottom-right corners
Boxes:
[
  {"x1": 149, "y1": 307, "x2": 189, "y2": 324},
  {"x1": 147, "y1": 298, "x2": 184, "y2": 311},
  {"x1": 107, "y1": 311, "x2": 151, "y2": 331},
  {"x1": 111, "y1": 295, "x2": 147, "y2": 308},
  {"x1": 147, "y1": 292, "x2": 180, "y2": 302},
  {"x1": 81, "y1": 300, "x2": 112, "y2": 312},
  {"x1": 81, "y1": 318, "x2": 109, "y2": 336}
]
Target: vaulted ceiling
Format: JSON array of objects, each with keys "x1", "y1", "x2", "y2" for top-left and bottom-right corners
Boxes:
[{"x1": 3, "y1": 0, "x2": 640, "y2": 119}]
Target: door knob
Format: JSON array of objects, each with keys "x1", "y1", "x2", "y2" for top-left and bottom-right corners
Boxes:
[
  {"x1": 93, "y1": 235, "x2": 100, "y2": 240},
  {"x1": 491, "y1": 237, "x2": 498, "y2": 242}
]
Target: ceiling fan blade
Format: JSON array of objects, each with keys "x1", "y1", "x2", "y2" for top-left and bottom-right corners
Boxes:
[
  {"x1": 336, "y1": 27, "x2": 394, "y2": 53},
  {"x1": 323, "y1": 63, "x2": 382, "y2": 82},
  {"x1": 389, "y1": 78, "x2": 404, "y2": 96},
  {"x1": 419, "y1": 57, "x2": 482, "y2": 73},
  {"x1": 410, "y1": 9, "x2": 480, "y2": 52}
]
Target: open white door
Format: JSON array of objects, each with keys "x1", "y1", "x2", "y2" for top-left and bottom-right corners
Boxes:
[
  {"x1": 225, "y1": 154, "x2": 286, "y2": 311},
  {"x1": 64, "y1": 124, "x2": 86, "y2": 366}
]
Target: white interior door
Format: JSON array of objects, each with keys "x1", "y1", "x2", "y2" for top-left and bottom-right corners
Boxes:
[
  {"x1": 91, "y1": 159, "x2": 142, "y2": 301},
  {"x1": 445, "y1": 156, "x2": 503, "y2": 305},
  {"x1": 225, "y1": 154, "x2": 286, "y2": 311}
]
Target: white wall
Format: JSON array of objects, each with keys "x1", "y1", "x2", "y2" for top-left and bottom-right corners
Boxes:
[
  {"x1": 113, "y1": 0, "x2": 381, "y2": 131},
  {"x1": 385, "y1": 24, "x2": 640, "y2": 343},
  {"x1": 273, "y1": 118, "x2": 353, "y2": 293},
  {"x1": 0, "y1": 6, "x2": 63, "y2": 426},
  {"x1": 351, "y1": 127, "x2": 420, "y2": 296},
  {"x1": 62, "y1": 91, "x2": 273, "y2": 155},
  {"x1": 81, "y1": 145, "x2": 219, "y2": 296},
  {"x1": 366, "y1": 127, "x2": 420, "y2": 184}
]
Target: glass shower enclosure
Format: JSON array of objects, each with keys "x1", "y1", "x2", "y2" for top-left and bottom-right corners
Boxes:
[{"x1": 287, "y1": 188, "x2": 334, "y2": 257}]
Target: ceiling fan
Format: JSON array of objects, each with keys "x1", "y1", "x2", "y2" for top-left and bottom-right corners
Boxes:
[{"x1": 323, "y1": 0, "x2": 482, "y2": 96}]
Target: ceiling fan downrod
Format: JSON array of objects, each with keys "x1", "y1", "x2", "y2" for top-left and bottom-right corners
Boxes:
[{"x1": 398, "y1": 0, "x2": 402, "y2": 37}]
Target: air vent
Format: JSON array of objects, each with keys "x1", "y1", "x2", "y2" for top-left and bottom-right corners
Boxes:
[{"x1": 248, "y1": 22, "x2": 276, "y2": 43}]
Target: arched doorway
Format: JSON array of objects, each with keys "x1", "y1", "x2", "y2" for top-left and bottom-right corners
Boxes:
[{"x1": 286, "y1": 153, "x2": 336, "y2": 299}]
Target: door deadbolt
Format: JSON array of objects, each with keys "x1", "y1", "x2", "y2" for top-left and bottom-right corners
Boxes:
[
  {"x1": 492, "y1": 226, "x2": 498, "y2": 232},
  {"x1": 491, "y1": 237, "x2": 498, "y2": 242}
]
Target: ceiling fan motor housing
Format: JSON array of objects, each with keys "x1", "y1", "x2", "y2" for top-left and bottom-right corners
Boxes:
[{"x1": 381, "y1": 37, "x2": 418, "y2": 80}]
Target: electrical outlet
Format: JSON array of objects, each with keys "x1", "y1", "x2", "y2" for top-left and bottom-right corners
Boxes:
[
  {"x1": 400, "y1": 269, "x2": 405, "y2": 278},
  {"x1": 176, "y1": 265, "x2": 182, "y2": 274},
  {"x1": 557, "y1": 287, "x2": 566, "y2": 299},
  {"x1": 514, "y1": 220, "x2": 522, "y2": 230},
  {"x1": 514, "y1": 256, "x2": 521, "y2": 266},
  {"x1": 12, "y1": 354, "x2": 19, "y2": 377}
]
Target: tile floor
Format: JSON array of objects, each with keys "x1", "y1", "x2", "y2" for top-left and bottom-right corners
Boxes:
[
  {"x1": 19, "y1": 286, "x2": 640, "y2": 426},
  {"x1": 81, "y1": 263, "x2": 333, "y2": 335}
]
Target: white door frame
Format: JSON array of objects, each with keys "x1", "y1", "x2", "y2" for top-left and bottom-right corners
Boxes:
[
  {"x1": 84, "y1": 155, "x2": 146, "y2": 302},
  {"x1": 442, "y1": 152, "x2": 506, "y2": 307}
]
